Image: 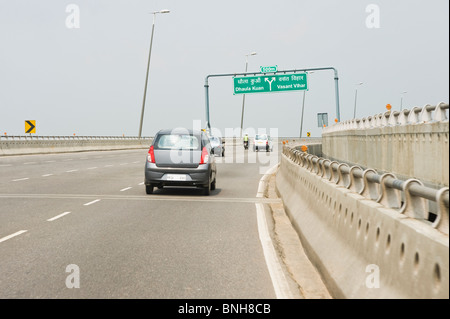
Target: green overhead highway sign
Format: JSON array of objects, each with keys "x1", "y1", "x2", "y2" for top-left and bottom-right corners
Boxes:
[
  {"x1": 260, "y1": 65, "x2": 277, "y2": 73},
  {"x1": 233, "y1": 73, "x2": 308, "y2": 95}
]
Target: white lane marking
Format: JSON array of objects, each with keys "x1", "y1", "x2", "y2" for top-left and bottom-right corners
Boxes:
[
  {"x1": 66, "y1": 169, "x2": 78, "y2": 173},
  {"x1": 84, "y1": 199, "x2": 101, "y2": 206},
  {"x1": 132, "y1": 161, "x2": 140, "y2": 164},
  {"x1": 87, "y1": 167, "x2": 98, "y2": 170},
  {"x1": 0, "y1": 230, "x2": 28, "y2": 243},
  {"x1": 23, "y1": 162, "x2": 36, "y2": 165},
  {"x1": 12, "y1": 178, "x2": 29, "y2": 182},
  {"x1": 255, "y1": 163, "x2": 293, "y2": 299},
  {"x1": 120, "y1": 187, "x2": 132, "y2": 192},
  {"x1": 45, "y1": 160, "x2": 56, "y2": 163},
  {"x1": 42, "y1": 174, "x2": 54, "y2": 177},
  {"x1": 47, "y1": 211, "x2": 71, "y2": 222},
  {"x1": 138, "y1": 182, "x2": 144, "y2": 186}
]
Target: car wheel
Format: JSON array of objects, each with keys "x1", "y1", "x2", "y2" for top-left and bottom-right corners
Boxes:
[
  {"x1": 203, "y1": 175, "x2": 211, "y2": 195},
  {"x1": 211, "y1": 178, "x2": 216, "y2": 191},
  {"x1": 145, "y1": 185, "x2": 154, "y2": 194},
  {"x1": 204, "y1": 183, "x2": 211, "y2": 195}
]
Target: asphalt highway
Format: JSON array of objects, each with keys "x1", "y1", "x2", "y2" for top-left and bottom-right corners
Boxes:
[{"x1": 0, "y1": 144, "x2": 292, "y2": 298}]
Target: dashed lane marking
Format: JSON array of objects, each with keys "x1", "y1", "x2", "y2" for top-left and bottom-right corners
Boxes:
[
  {"x1": 0, "y1": 230, "x2": 28, "y2": 243},
  {"x1": 84, "y1": 199, "x2": 101, "y2": 206},
  {"x1": 47, "y1": 212, "x2": 71, "y2": 222}
]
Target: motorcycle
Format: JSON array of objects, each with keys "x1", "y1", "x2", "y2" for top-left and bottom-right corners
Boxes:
[{"x1": 243, "y1": 140, "x2": 249, "y2": 150}]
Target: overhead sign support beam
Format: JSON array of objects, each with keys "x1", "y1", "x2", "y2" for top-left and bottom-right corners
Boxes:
[{"x1": 204, "y1": 67, "x2": 341, "y2": 130}]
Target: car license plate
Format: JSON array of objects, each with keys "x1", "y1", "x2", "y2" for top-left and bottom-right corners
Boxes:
[{"x1": 166, "y1": 174, "x2": 187, "y2": 181}]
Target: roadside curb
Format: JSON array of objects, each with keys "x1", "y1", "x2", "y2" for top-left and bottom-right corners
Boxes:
[{"x1": 264, "y1": 165, "x2": 332, "y2": 299}]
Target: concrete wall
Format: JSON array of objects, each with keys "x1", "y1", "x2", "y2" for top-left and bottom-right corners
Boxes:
[
  {"x1": 276, "y1": 146, "x2": 449, "y2": 299},
  {"x1": 0, "y1": 136, "x2": 153, "y2": 156},
  {"x1": 322, "y1": 103, "x2": 449, "y2": 188}
]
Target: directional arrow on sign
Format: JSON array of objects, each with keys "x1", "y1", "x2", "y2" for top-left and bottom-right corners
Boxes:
[{"x1": 25, "y1": 120, "x2": 36, "y2": 134}]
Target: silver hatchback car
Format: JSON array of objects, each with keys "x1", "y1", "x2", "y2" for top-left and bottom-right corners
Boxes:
[{"x1": 144, "y1": 128, "x2": 217, "y2": 195}]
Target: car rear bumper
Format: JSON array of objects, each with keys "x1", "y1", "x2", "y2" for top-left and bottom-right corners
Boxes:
[
  {"x1": 145, "y1": 163, "x2": 210, "y2": 187},
  {"x1": 254, "y1": 143, "x2": 270, "y2": 150}
]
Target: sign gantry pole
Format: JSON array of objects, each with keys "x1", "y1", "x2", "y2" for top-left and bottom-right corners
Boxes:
[{"x1": 204, "y1": 67, "x2": 340, "y2": 131}]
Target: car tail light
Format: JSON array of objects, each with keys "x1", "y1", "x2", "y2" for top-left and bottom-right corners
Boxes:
[
  {"x1": 147, "y1": 145, "x2": 155, "y2": 163},
  {"x1": 200, "y1": 147, "x2": 209, "y2": 164}
]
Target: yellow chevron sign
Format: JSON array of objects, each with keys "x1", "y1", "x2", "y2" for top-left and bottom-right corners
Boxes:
[{"x1": 25, "y1": 120, "x2": 36, "y2": 134}]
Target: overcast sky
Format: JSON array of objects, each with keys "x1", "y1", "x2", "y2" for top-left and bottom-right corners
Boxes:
[{"x1": 0, "y1": 0, "x2": 448, "y2": 137}]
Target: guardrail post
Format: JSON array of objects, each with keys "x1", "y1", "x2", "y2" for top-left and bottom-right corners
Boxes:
[
  {"x1": 400, "y1": 179, "x2": 429, "y2": 220},
  {"x1": 407, "y1": 107, "x2": 421, "y2": 124},
  {"x1": 337, "y1": 163, "x2": 350, "y2": 187},
  {"x1": 376, "y1": 173, "x2": 401, "y2": 209},
  {"x1": 329, "y1": 161, "x2": 339, "y2": 184},
  {"x1": 348, "y1": 166, "x2": 364, "y2": 193},
  {"x1": 419, "y1": 104, "x2": 433, "y2": 123},
  {"x1": 388, "y1": 111, "x2": 399, "y2": 126},
  {"x1": 360, "y1": 169, "x2": 379, "y2": 200},
  {"x1": 398, "y1": 109, "x2": 409, "y2": 125},
  {"x1": 434, "y1": 102, "x2": 449, "y2": 122},
  {"x1": 322, "y1": 159, "x2": 331, "y2": 180},
  {"x1": 432, "y1": 187, "x2": 449, "y2": 235}
]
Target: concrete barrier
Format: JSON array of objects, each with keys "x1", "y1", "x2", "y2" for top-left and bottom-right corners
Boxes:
[
  {"x1": 322, "y1": 103, "x2": 449, "y2": 189},
  {"x1": 0, "y1": 136, "x2": 153, "y2": 156},
  {"x1": 276, "y1": 145, "x2": 449, "y2": 299}
]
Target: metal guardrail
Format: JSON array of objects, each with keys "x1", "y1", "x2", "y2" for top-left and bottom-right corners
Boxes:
[
  {"x1": 324, "y1": 102, "x2": 449, "y2": 133},
  {"x1": 283, "y1": 145, "x2": 449, "y2": 235}
]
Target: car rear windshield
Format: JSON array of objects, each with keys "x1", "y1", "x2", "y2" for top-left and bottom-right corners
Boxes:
[
  {"x1": 210, "y1": 137, "x2": 220, "y2": 146},
  {"x1": 255, "y1": 134, "x2": 268, "y2": 140},
  {"x1": 154, "y1": 134, "x2": 200, "y2": 150}
]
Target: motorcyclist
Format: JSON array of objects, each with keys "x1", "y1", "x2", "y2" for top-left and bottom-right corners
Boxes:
[{"x1": 243, "y1": 134, "x2": 249, "y2": 149}]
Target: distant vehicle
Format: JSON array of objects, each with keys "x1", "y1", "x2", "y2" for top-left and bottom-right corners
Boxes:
[
  {"x1": 145, "y1": 128, "x2": 217, "y2": 195},
  {"x1": 209, "y1": 136, "x2": 225, "y2": 157},
  {"x1": 253, "y1": 134, "x2": 273, "y2": 152}
]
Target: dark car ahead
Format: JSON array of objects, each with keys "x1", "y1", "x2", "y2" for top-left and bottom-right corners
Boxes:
[{"x1": 144, "y1": 128, "x2": 217, "y2": 195}]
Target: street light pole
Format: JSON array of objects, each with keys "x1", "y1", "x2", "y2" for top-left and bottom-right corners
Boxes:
[
  {"x1": 400, "y1": 91, "x2": 407, "y2": 111},
  {"x1": 299, "y1": 71, "x2": 314, "y2": 138},
  {"x1": 240, "y1": 52, "x2": 257, "y2": 137},
  {"x1": 353, "y1": 82, "x2": 363, "y2": 118},
  {"x1": 299, "y1": 91, "x2": 306, "y2": 138},
  {"x1": 138, "y1": 9, "x2": 170, "y2": 139}
]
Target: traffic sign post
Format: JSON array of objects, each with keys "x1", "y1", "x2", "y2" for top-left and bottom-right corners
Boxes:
[
  {"x1": 317, "y1": 113, "x2": 328, "y2": 127},
  {"x1": 233, "y1": 73, "x2": 308, "y2": 95}
]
